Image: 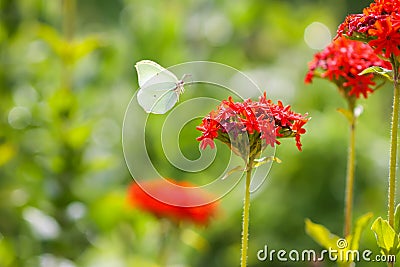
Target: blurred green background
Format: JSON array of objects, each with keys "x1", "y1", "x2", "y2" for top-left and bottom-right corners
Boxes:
[{"x1": 0, "y1": 0, "x2": 394, "y2": 266}]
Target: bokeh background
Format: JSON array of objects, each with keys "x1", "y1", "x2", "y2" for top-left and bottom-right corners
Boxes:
[{"x1": 0, "y1": 0, "x2": 394, "y2": 266}]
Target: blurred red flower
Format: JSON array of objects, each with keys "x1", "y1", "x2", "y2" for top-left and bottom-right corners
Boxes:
[
  {"x1": 196, "y1": 93, "x2": 308, "y2": 152},
  {"x1": 336, "y1": 0, "x2": 400, "y2": 59},
  {"x1": 128, "y1": 179, "x2": 218, "y2": 225},
  {"x1": 305, "y1": 37, "x2": 391, "y2": 99}
]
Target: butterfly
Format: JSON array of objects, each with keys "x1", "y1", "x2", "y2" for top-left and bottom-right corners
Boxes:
[{"x1": 135, "y1": 60, "x2": 186, "y2": 114}]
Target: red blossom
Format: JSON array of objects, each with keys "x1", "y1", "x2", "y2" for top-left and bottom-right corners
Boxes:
[
  {"x1": 305, "y1": 36, "x2": 391, "y2": 99},
  {"x1": 127, "y1": 179, "x2": 218, "y2": 225},
  {"x1": 368, "y1": 16, "x2": 400, "y2": 58},
  {"x1": 292, "y1": 119, "x2": 307, "y2": 151},
  {"x1": 196, "y1": 118, "x2": 219, "y2": 149},
  {"x1": 196, "y1": 93, "x2": 309, "y2": 152},
  {"x1": 336, "y1": 0, "x2": 400, "y2": 59}
]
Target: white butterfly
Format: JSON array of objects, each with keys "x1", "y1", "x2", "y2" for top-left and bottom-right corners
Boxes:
[{"x1": 135, "y1": 60, "x2": 185, "y2": 114}]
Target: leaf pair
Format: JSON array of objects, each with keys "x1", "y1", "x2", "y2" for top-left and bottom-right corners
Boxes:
[
  {"x1": 359, "y1": 66, "x2": 393, "y2": 82},
  {"x1": 37, "y1": 24, "x2": 101, "y2": 66},
  {"x1": 337, "y1": 105, "x2": 363, "y2": 123},
  {"x1": 221, "y1": 156, "x2": 281, "y2": 180},
  {"x1": 305, "y1": 213, "x2": 373, "y2": 264}
]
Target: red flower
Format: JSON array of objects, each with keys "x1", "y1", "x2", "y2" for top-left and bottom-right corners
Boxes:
[
  {"x1": 336, "y1": 0, "x2": 400, "y2": 59},
  {"x1": 292, "y1": 119, "x2": 307, "y2": 151},
  {"x1": 305, "y1": 37, "x2": 391, "y2": 99},
  {"x1": 196, "y1": 118, "x2": 220, "y2": 149},
  {"x1": 368, "y1": 16, "x2": 400, "y2": 58},
  {"x1": 196, "y1": 93, "x2": 309, "y2": 152},
  {"x1": 128, "y1": 179, "x2": 218, "y2": 225}
]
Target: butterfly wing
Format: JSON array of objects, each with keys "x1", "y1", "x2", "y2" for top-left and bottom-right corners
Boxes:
[
  {"x1": 135, "y1": 60, "x2": 179, "y2": 87},
  {"x1": 137, "y1": 82, "x2": 179, "y2": 114},
  {"x1": 135, "y1": 60, "x2": 184, "y2": 114}
]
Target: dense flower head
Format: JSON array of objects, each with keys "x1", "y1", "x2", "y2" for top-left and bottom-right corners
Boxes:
[
  {"x1": 196, "y1": 93, "x2": 309, "y2": 153},
  {"x1": 305, "y1": 37, "x2": 391, "y2": 98},
  {"x1": 336, "y1": 0, "x2": 400, "y2": 59},
  {"x1": 128, "y1": 179, "x2": 218, "y2": 225}
]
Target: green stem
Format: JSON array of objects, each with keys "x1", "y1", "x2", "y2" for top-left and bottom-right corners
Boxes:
[
  {"x1": 240, "y1": 166, "x2": 253, "y2": 267},
  {"x1": 344, "y1": 110, "x2": 356, "y2": 238},
  {"x1": 388, "y1": 56, "x2": 399, "y2": 228},
  {"x1": 387, "y1": 57, "x2": 399, "y2": 267}
]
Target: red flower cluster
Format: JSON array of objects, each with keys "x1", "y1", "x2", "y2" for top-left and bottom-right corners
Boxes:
[
  {"x1": 305, "y1": 37, "x2": 391, "y2": 98},
  {"x1": 336, "y1": 0, "x2": 400, "y2": 58},
  {"x1": 196, "y1": 93, "x2": 309, "y2": 152},
  {"x1": 128, "y1": 179, "x2": 218, "y2": 225}
]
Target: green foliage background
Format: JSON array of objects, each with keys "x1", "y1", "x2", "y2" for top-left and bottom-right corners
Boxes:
[{"x1": 0, "y1": 0, "x2": 393, "y2": 266}]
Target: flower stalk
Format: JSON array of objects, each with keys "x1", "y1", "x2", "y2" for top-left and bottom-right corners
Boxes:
[
  {"x1": 240, "y1": 165, "x2": 253, "y2": 267},
  {"x1": 240, "y1": 136, "x2": 262, "y2": 267},
  {"x1": 335, "y1": 1, "x2": 400, "y2": 264},
  {"x1": 305, "y1": 37, "x2": 390, "y2": 240},
  {"x1": 344, "y1": 100, "x2": 356, "y2": 237},
  {"x1": 196, "y1": 93, "x2": 308, "y2": 267},
  {"x1": 304, "y1": 32, "x2": 395, "y2": 266},
  {"x1": 388, "y1": 56, "x2": 400, "y2": 228}
]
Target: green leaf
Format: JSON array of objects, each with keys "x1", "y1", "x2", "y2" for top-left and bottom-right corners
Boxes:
[
  {"x1": 305, "y1": 218, "x2": 340, "y2": 249},
  {"x1": 253, "y1": 156, "x2": 281, "y2": 167},
  {"x1": 73, "y1": 36, "x2": 101, "y2": 62},
  {"x1": 221, "y1": 165, "x2": 244, "y2": 180},
  {"x1": 349, "y1": 212, "x2": 373, "y2": 250},
  {"x1": 359, "y1": 66, "x2": 393, "y2": 81},
  {"x1": 337, "y1": 108, "x2": 353, "y2": 123},
  {"x1": 37, "y1": 23, "x2": 101, "y2": 66},
  {"x1": 371, "y1": 217, "x2": 399, "y2": 255},
  {"x1": 305, "y1": 216, "x2": 373, "y2": 264},
  {"x1": 37, "y1": 24, "x2": 64, "y2": 55},
  {"x1": 394, "y1": 204, "x2": 400, "y2": 234}
]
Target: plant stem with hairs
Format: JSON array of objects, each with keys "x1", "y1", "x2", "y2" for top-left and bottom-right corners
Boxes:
[
  {"x1": 240, "y1": 165, "x2": 253, "y2": 267},
  {"x1": 388, "y1": 56, "x2": 399, "y2": 228},
  {"x1": 344, "y1": 99, "x2": 356, "y2": 238},
  {"x1": 387, "y1": 56, "x2": 400, "y2": 267}
]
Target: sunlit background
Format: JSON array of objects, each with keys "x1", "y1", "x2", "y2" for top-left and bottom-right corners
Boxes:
[{"x1": 0, "y1": 0, "x2": 392, "y2": 266}]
